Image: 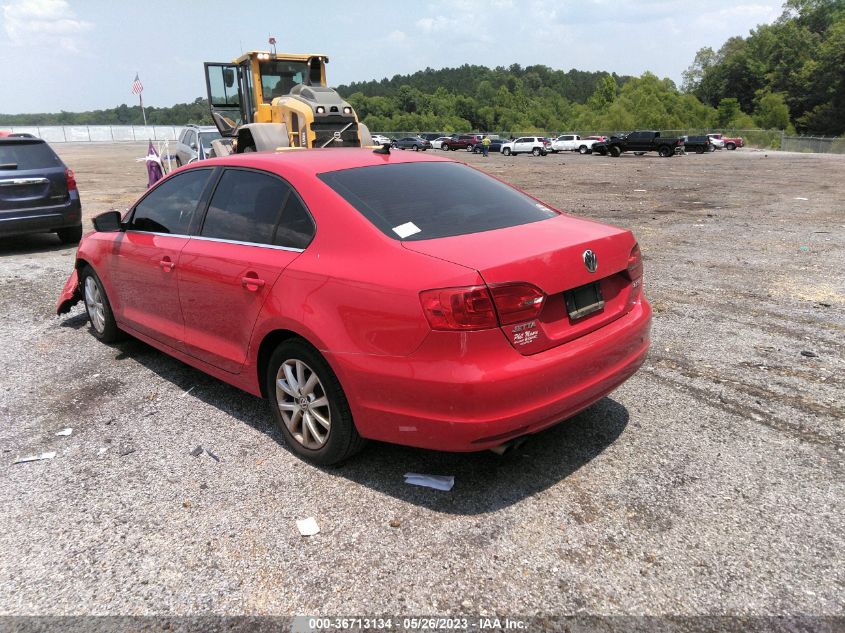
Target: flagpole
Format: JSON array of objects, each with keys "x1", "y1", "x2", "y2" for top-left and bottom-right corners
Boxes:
[{"x1": 139, "y1": 92, "x2": 147, "y2": 128}]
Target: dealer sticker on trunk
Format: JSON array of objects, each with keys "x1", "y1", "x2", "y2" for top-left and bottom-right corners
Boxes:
[{"x1": 512, "y1": 320, "x2": 538, "y2": 346}]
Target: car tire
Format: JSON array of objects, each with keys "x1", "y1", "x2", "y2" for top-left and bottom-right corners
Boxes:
[
  {"x1": 56, "y1": 225, "x2": 83, "y2": 244},
  {"x1": 466, "y1": 146, "x2": 473, "y2": 152},
  {"x1": 267, "y1": 338, "x2": 365, "y2": 466},
  {"x1": 696, "y1": 147, "x2": 705, "y2": 154},
  {"x1": 726, "y1": 143, "x2": 736, "y2": 150},
  {"x1": 578, "y1": 145, "x2": 588, "y2": 155},
  {"x1": 532, "y1": 147, "x2": 541, "y2": 156},
  {"x1": 412, "y1": 144, "x2": 418, "y2": 151},
  {"x1": 175, "y1": 157, "x2": 182, "y2": 167},
  {"x1": 609, "y1": 146, "x2": 622, "y2": 157},
  {"x1": 79, "y1": 265, "x2": 122, "y2": 344},
  {"x1": 503, "y1": 147, "x2": 512, "y2": 156},
  {"x1": 709, "y1": 144, "x2": 716, "y2": 152},
  {"x1": 634, "y1": 152, "x2": 645, "y2": 156},
  {"x1": 658, "y1": 146, "x2": 672, "y2": 158},
  {"x1": 597, "y1": 148, "x2": 608, "y2": 156}
]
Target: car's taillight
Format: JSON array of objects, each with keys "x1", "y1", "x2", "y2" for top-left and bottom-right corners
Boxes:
[
  {"x1": 625, "y1": 243, "x2": 644, "y2": 308},
  {"x1": 489, "y1": 283, "x2": 545, "y2": 325},
  {"x1": 419, "y1": 282, "x2": 546, "y2": 330},
  {"x1": 65, "y1": 169, "x2": 77, "y2": 191},
  {"x1": 420, "y1": 286, "x2": 498, "y2": 330}
]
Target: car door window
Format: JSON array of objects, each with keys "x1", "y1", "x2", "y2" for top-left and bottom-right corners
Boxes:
[
  {"x1": 129, "y1": 169, "x2": 211, "y2": 234},
  {"x1": 200, "y1": 169, "x2": 289, "y2": 245}
]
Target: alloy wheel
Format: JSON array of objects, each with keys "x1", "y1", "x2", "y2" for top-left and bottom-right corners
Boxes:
[
  {"x1": 84, "y1": 276, "x2": 106, "y2": 334},
  {"x1": 275, "y1": 359, "x2": 331, "y2": 449}
]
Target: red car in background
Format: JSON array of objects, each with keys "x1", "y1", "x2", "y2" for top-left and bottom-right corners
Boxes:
[
  {"x1": 709, "y1": 133, "x2": 744, "y2": 150},
  {"x1": 57, "y1": 149, "x2": 650, "y2": 464}
]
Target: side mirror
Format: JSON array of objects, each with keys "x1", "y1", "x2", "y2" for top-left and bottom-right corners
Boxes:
[
  {"x1": 190, "y1": 142, "x2": 197, "y2": 150},
  {"x1": 93, "y1": 210, "x2": 123, "y2": 233},
  {"x1": 223, "y1": 68, "x2": 235, "y2": 88}
]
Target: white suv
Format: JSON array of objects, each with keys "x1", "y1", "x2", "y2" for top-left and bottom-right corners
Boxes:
[{"x1": 501, "y1": 136, "x2": 549, "y2": 156}]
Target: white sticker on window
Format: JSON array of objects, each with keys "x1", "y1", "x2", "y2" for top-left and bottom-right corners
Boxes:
[
  {"x1": 392, "y1": 222, "x2": 421, "y2": 238},
  {"x1": 535, "y1": 203, "x2": 549, "y2": 211}
]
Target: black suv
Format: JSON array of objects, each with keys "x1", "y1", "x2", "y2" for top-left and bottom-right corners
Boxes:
[{"x1": 0, "y1": 137, "x2": 82, "y2": 243}]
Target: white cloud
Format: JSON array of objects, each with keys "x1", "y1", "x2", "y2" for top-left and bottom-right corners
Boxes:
[
  {"x1": 2, "y1": 0, "x2": 92, "y2": 52},
  {"x1": 387, "y1": 29, "x2": 408, "y2": 43}
]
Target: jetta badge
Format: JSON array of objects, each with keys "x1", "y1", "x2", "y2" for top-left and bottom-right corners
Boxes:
[{"x1": 583, "y1": 249, "x2": 598, "y2": 273}]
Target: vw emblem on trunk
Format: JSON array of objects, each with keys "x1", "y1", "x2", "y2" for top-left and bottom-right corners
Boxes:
[{"x1": 583, "y1": 249, "x2": 598, "y2": 273}]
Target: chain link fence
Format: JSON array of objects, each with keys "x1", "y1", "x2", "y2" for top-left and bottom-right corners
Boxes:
[{"x1": 3, "y1": 125, "x2": 182, "y2": 143}]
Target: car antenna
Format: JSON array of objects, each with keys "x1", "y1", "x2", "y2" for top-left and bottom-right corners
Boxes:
[{"x1": 373, "y1": 142, "x2": 390, "y2": 155}]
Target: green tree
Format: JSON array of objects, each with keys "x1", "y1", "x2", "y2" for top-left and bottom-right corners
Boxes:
[{"x1": 754, "y1": 91, "x2": 791, "y2": 129}]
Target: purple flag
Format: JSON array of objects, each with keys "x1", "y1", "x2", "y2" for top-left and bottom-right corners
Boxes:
[{"x1": 146, "y1": 141, "x2": 163, "y2": 188}]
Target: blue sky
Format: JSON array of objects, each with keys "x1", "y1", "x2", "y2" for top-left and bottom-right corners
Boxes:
[{"x1": 0, "y1": 0, "x2": 784, "y2": 113}]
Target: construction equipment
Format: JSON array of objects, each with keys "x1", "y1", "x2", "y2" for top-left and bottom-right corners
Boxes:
[{"x1": 203, "y1": 47, "x2": 372, "y2": 155}]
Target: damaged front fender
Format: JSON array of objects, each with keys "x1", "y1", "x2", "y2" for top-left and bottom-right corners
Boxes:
[{"x1": 56, "y1": 268, "x2": 81, "y2": 315}]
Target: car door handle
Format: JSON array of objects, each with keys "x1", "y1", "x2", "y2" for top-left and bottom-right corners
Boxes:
[
  {"x1": 159, "y1": 258, "x2": 175, "y2": 272},
  {"x1": 241, "y1": 276, "x2": 265, "y2": 290}
]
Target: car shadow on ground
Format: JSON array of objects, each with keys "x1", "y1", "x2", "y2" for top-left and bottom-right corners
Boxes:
[
  {"x1": 0, "y1": 233, "x2": 74, "y2": 256},
  {"x1": 83, "y1": 327, "x2": 629, "y2": 515}
]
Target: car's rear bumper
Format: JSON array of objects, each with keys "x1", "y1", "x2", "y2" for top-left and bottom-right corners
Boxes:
[
  {"x1": 0, "y1": 195, "x2": 81, "y2": 238},
  {"x1": 329, "y1": 299, "x2": 651, "y2": 452}
]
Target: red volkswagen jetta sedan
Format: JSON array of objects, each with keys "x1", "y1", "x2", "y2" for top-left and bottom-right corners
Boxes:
[{"x1": 57, "y1": 149, "x2": 650, "y2": 465}]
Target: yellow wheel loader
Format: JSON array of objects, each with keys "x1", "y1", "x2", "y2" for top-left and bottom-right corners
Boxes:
[{"x1": 203, "y1": 50, "x2": 372, "y2": 155}]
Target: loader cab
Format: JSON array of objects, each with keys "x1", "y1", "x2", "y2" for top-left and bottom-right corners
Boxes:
[{"x1": 204, "y1": 52, "x2": 328, "y2": 135}]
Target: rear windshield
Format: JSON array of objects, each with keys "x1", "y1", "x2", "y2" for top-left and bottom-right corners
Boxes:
[
  {"x1": 318, "y1": 162, "x2": 558, "y2": 241},
  {"x1": 0, "y1": 141, "x2": 63, "y2": 170}
]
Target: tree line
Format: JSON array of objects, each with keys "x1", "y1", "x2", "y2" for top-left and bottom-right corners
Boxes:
[{"x1": 2, "y1": 1, "x2": 841, "y2": 136}]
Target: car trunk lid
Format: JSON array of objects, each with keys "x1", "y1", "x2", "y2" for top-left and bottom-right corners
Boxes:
[
  {"x1": 403, "y1": 214, "x2": 638, "y2": 355},
  {"x1": 0, "y1": 140, "x2": 68, "y2": 212}
]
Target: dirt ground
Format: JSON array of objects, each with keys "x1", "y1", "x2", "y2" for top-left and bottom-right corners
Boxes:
[{"x1": 0, "y1": 142, "x2": 842, "y2": 624}]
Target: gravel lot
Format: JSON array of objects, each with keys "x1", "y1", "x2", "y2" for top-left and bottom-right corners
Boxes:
[{"x1": 0, "y1": 143, "x2": 842, "y2": 623}]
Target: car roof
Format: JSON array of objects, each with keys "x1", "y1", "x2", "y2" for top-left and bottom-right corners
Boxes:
[{"x1": 189, "y1": 147, "x2": 455, "y2": 178}]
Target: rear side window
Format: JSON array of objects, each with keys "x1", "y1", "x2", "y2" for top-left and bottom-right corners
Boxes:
[
  {"x1": 130, "y1": 169, "x2": 211, "y2": 234},
  {"x1": 318, "y1": 162, "x2": 558, "y2": 242},
  {"x1": 0, "y1": 141, "x2": 62, "y2": 170},
  {"x1": 201, "y1": 170, "x2": 288, "y2": 245}
]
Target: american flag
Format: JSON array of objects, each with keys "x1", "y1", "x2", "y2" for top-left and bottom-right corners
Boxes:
[{"x1": 131, "y1": 73, "x2": 143, "y2": 95}]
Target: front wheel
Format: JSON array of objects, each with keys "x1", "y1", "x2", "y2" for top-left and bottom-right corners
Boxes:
[
  {"x1": 79, "y1": 266, "x2": 122, "y2": 343},
  {"x1": 267, "y1": 339, "x2": 365, "y2": 465},
  {"x1": 503, "y1": 147, "x2": 512, "y2": 156},
  {"x1": 412, "y1": 145, "x2": 418, "y2": 151}
]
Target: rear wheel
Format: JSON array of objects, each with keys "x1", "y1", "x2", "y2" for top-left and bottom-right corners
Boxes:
[
  {"x1": 79, "y1": 266, "x2": 122, "y2": 343},
  {"x1": 412, "y1": 144, "x2": 418, "y2": 151},
  {"x1": 267, "y1": 339, "x2": 365, "y2": 465},
  {"x1": 696, "y1": 146, "x2": 705, "y2": 154},
  {"x1": 658, "y1": 146, "x2": 672, "y2": 158},
  {"x1": 609, "y1": 145, "x2": 622, "y2": 157},
  {"x1": 57, "y1": 225, "x2": 82, "y2": 244},
  {"x1": 578, "y1": 145, "x2": 588, "y2": 154},
  {"x1": 532, "y1": 147, "x2": 541, "y2": 156},
  {"x1": 503, "y1": 147, "x2": 512, "y2": 156}
]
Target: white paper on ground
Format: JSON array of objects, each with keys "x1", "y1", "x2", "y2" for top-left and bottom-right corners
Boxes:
[
  {"x1": 55, "y1": 428, "x2": 73, "y2": 437},
  {"x1": 795, "y1": 197, "x2": 809, "y2": 201},
  {"x1": 13, "y1": 452, "x2": 57, "y2": 464},
  {"x1": 296, "y1": 517, "x2": 320, "y2": 536},
  {"x1": 392, "y1": 222, "x2": 422, "y2": 238},
  {"x1": 404, "y1": 473, "x2": 455, "y2": 491}
]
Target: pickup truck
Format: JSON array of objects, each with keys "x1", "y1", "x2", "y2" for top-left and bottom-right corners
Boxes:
[
  {"x1": 591, "y1": 130, "x2": 684, "y2": 157},
  {"x1": 550, "y1": 134, "x2": 597, "y2": 154}
]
